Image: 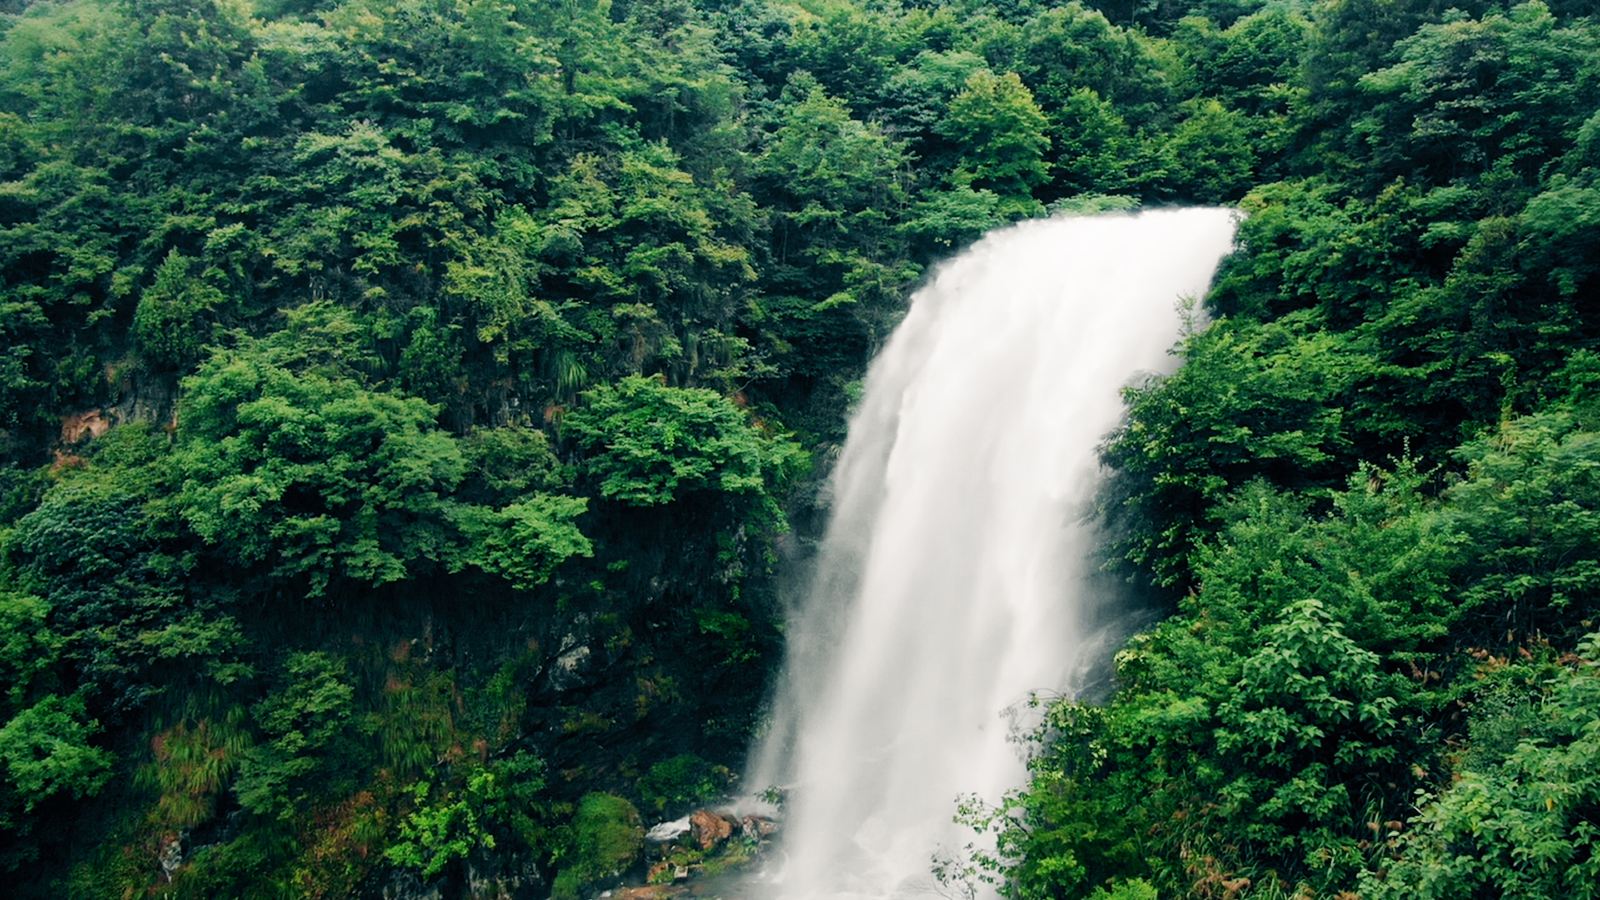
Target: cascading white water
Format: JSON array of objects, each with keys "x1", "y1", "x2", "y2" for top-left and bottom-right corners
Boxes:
[{"x1": 741, "y1": 209, "x2": 1238, "y2": 899}]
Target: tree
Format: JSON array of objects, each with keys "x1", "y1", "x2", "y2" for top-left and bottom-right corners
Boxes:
[
  {"x1": 1365, "y1": 633, "x2": 1600, "y2": 899},
  {"x1": 1355, "y1": 2, "x2": 1599, "y2": 190},
  {"x1": 1446, "y1": 413, "x2": 1600, "y2": 641},
  {"x1": 532, "y1": 142, "x2": 759, "y2": 387},
  {"x1": 1046, "y1": 87, "x2": 1134, "y2": 196},
  {"x1": 1015, "y1": 3, "x2": 1175, "y2": 131},
  {"x1": 175, "y1": 305, "x2": 467, "y2": 596},
  {"x1": 939, "y1": 70, "x2": 1050, "y2": 211},
  {"x1": 0, "y1": 592, "x2": 59, "y2": 711},
  {"x1": 752, "y1": 75, "x2": 914, "y2": 388},
  {"x1": 385, "y1": 752, "x2": 555, "y2": 881},
  {"x1": 133, "y1": 249, "x2": 224, "y2": 370},
  {"x1": 1159, "y1": 99, "x2": 1257, "y2": 200},
  {"x1": 0, "y1": 694, "x2": 112, "y2": 822},
  {"x1": 1103, "y1": 315, "x2": 1357, "y2": 588},
  {"x1": 563, "y1": 375, "x2": 801, "y2": 508},
  {"x1": 456, "y1": 496, "x2": 593, "y2": 592},
  {"x1": 233, "y1": 651, "x2": 360, "y2": 822},
  {"x1": 0, "y1": 592, "x2": 110, "y2": 840},
  {"x1": 880, "y1": 49, "x2": 990, "y2": 175},
  {"x1": 1211, "y1": 600, "x2": 1401, "y2": 879},
  {"x1": 4, "y1": 426, "x2": 236, "y2": 715}
]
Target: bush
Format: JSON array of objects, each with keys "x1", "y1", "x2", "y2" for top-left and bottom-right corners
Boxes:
[
  {"x1": 552, "y1": 793, "x2": 643, "y2": 900},
  {"x1": 637, "y1": 754, "x2": 726, "y2": 817}
]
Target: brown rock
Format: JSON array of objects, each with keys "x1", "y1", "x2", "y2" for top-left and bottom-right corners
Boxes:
[
  {"x1": 688, "y1": 809, "x2": 734, "y2": 850},
  {"x1": 60, "y1": 409, "x2": 111, "y2": 445}
]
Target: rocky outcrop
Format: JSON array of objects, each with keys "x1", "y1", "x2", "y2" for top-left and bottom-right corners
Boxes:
[
  {"x1": 60, "y1": 409, "x2": 113, "y2": 445},
  {"x1": 628, "y1": 807, "x2": 779, "y2": 897}
]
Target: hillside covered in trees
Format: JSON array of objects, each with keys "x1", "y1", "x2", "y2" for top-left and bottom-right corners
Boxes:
[{"x1": 1, "y1": 0, "x2": 1597, "y2": 896}]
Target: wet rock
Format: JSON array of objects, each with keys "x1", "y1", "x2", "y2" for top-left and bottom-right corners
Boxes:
[
  {"x1": 464, "y1": 856, "x2": 537, "y2": 899},
  {"x1": 688, "y1": 809, "x2": 735, "y2": 850},
  {"x1": 740, "y1": 815, "x2": 778, "y2": 841}
]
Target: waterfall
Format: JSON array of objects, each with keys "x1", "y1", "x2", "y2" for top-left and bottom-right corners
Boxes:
[{"x1": 741, "y1": 209, "x2": 1239, "y2": 899}]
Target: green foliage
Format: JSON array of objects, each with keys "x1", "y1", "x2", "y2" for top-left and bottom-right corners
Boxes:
[
  {"x1": 1446, "y1": 412, "x2": 1600, "y2": 638},
  {"x1": 1210, "y1": 599, "x2": 1400, "y2": 870},
  {"x1": 144, "y1": 711, "x2": 249, "y2": 832},
  {"x1": 1014, "y1": 2, "x2": 1175, "y2": 132},
  {"x1": 881, "y1": 49, "x2": 989, "y2": 173},
  {"x1": 234, "y1": 651, "x2": 361, "y2": 822},
  {"x1": 387, "y1": 776, "x2": 493, "y2": 879},
  {"x1": 1045, "y1": 88, "x2": 1136, "y2": 196},
  {"x1": 940, "y1": 70, "x2": 1050, "y2": 211},
  {"x1": 4, "y1": 426, "x2": 238, "y2": 715},
  {"x1": 1365, "y1": 635, "x2": 1600, "y2": 899},
  {"x1": 959, "y1": 449, "x2": 1537, "y2": 895},
  {"x1": 1105, "y1": 314, "x2": 1357, "y2": 587},
  {"x1": 940, "y1": 703, "x2": 1144, "y2": 900},
  {"x1": 531, "y1": 142, "x2": 760, "y2": 388},
  {"x1": 564, "y1": 375, "x2": 802, "y2": 507},
  {"x1": 552, "y1": 792, "x2": 644, "y2": 900},
  {"x1": 1161, "y1": 98, "x2": 1257, "y2": 200},
  {"x1": 0, "y1": 591, "x2": 60, "y2": 709},
  {"x1": 386, "y1": 752, "x2": 554, "y2": 879},
  {"x1": 133, "y1": 249, "x2": 224, "y2": 370},
  {"x1": 903, "y1": 184, "x2": 1010, "y2": 257},
  {"x1": 752, "y1": 74, "x2": 915, "y2": 387},
  {"x1": 5, "y1": 0, "x2": 1600, "y2": 893},
  {"x1": 636, "y1": 753, "x2": 726, "y2": 816},
  {"x1": 457, "y1": 495, "x2": 593, "y2": 591},
  {"x1": 141, "y1": 706, "x2": 252, "y2": 831},
  {"x1": 0, "y1": 693, "x2": 112, "y2": 816},
  {"x1": 457, "y1": 426, "x2": 567, "y2": 504},
  {"x1": 1355, "y1": 2, "x2": 1600, "y2": 190},
  {"x1": 980, "y1": 408, "x2": 1600, "y2": 895},
  {"x1": 176, "y1": 307, "x2": 466, "y2": 595},
  {"x1": 1089, "y1": 879, "x2": 1158, "y2": 900}
]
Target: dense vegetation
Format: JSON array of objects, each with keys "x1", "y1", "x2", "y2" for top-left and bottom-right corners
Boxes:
[
  {"x1": 938, "y1": 2, "x2": 1600, "y2": 898},
  {"x1": 1, "y1": 0, "x2": 1596, "y2": 896}
]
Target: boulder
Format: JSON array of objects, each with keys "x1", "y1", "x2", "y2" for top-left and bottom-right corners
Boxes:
[
  {"x1": 740, "y1": 815, "x2": 779, "y2": 841},
  {"x1": 688, "y1": 809, "x2": 735, "y2": 850}
]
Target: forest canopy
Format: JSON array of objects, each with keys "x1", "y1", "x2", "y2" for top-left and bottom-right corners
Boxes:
[{"x1": 1, "y1": 0, "x2": 1598, "y2": 896}]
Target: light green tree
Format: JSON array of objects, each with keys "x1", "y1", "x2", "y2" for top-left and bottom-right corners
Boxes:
[{"x1": 939, "y1": 71, "x2": 1050, "y2": 212}]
